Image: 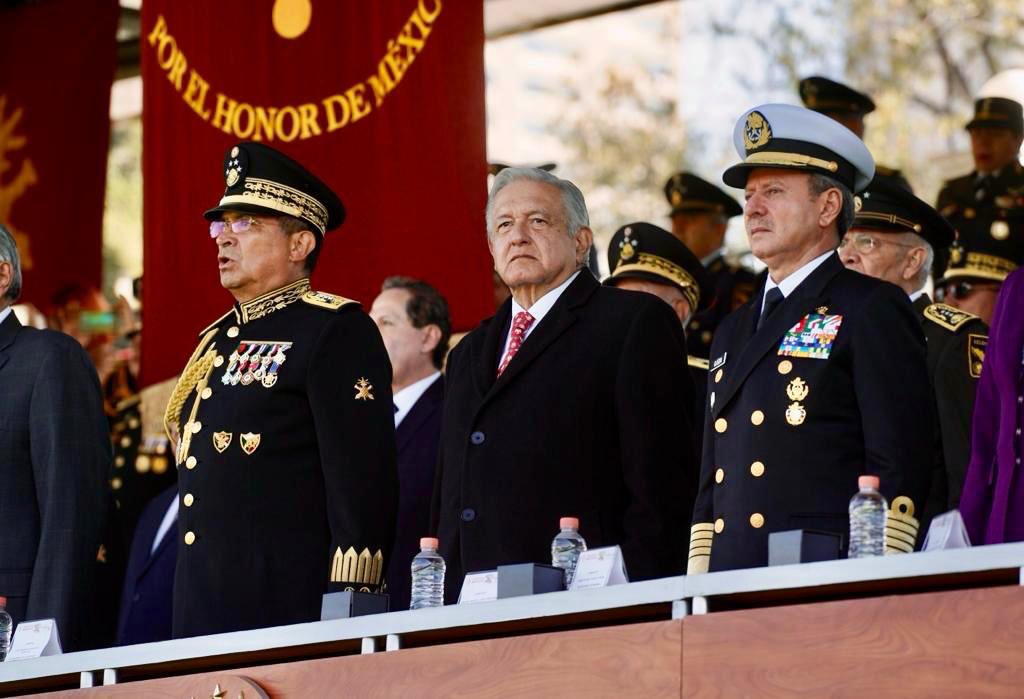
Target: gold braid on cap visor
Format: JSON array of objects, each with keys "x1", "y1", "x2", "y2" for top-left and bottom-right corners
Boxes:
[
  {"x1": 614, "y1": 253, "x2": 700, "y2": 310},
  {"x1": 219, "y1": 177, "x2": 329, "y2": 234}
]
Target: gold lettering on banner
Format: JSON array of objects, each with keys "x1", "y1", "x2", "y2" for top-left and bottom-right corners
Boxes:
[
  {"x1": 0, "y1": 96, "x2": 38, "y2": 270},
  {"x1": 147, "y1": 0, "x2": 444, "y2": 142}
]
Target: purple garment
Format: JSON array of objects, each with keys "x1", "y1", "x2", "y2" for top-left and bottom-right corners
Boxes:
[{"x1": 960, "y1": 268, "x2": 1024, "y2": 544}]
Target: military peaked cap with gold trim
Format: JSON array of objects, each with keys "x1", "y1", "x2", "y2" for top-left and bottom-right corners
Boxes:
[
  {"x1": 204, "y1": 142, "x2": 346, "y2": 235},
  {"x1": 965, "y1": 96, "x2": 1023, "y2": 134},
  {"x1": 723, "y1": 103, "x2": 875, "y2": 193},
  {"x1": 799, "y1": 76, "x2": 875, "y2": 116},
  {"x1": 604, "y1": 222, "x2": 710, "y2": 312},
  {"x1": 852, "y1": 176, "x2": 956, "y2": 249},
  {"x1": 943, "y1": 244, "x2": 1018, "y2": 284},
  {"x1": 664, "y1": 172, "x2": 743, "y2": 218}
]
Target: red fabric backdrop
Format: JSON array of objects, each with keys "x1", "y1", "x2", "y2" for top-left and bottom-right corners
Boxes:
[
  {"x1": 0, "y1": 0, "x2": 118, "y2": 310},
  {"x1": 140, "y1": 0, "x2": 490, "y2": 385}
]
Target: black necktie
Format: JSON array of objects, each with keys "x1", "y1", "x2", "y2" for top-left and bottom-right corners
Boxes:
[{"x1": 757, "y1": 287, "x2": 784, "y2": 331}]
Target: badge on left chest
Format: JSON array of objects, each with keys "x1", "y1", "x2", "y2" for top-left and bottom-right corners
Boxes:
[
  {"x1": 778, "y1": 311, "x2": 843, "y2": 359},
  {"x1": 221, "y1": 340, "x2": 293, "y2": 388}
]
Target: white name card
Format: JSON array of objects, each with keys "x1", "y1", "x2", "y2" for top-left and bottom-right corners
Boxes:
[
  {"x1": 923, "y1": 509, "x2": 972, "y2": 551},
  {"x1": 5, "y1": 619, "x2": 62, "y2": 661},
  {"x1": 569, "y1": 545, "x2": 629, "y2": 591},
  {"x1": 458, "y1": 571, "x2": 498, "y2": 604}
]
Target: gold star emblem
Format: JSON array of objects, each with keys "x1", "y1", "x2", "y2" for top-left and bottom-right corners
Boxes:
[{"x1": 354, "y1": 377, "x2": 374, "y2": 400}]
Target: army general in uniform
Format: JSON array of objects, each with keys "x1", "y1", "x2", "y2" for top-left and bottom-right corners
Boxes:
[
  {"x1": 842, "y1": 177, "x2": 989, "y2": 523},
  {"x1": 688, "y1": 105, "x2": 934, "y2": 573},
  {"x1": 165, "y1": 143, "x2": 398, "y2": 637}
]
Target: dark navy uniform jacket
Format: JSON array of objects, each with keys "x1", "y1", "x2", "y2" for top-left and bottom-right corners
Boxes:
[
  {"x1": 690, "y1": 253, "x2": 934, "y2": 572},
  {"x1": 167, "y1": 278, "x2": 397, "y2": 638}
]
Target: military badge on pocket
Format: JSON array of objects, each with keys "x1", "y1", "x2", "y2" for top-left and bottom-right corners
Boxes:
[
  {"x1": 778, "y1": 313, "x2": 842, "y2": 359},
  {"x1": 222, "y1": 341, "x2": 292, "y2": 388}
]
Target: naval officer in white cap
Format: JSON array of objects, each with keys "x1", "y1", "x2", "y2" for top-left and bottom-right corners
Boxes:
[{"x1": 687, "y1": 104, "x2": 934, "y2": 573}]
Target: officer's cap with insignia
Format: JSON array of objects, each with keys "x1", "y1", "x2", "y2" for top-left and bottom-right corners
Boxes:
[
  {"x1": 664, "y1": 172, "x2": 742, "y2": 218},
  {"x1": 965, "y1": 96, "x2": 1024, "y2": 134},
  {"x1": 604, "y1": 222, "x2": 711, "y2": 312},
  {"x1": 204, "y1": 142, "x2": 346, "y2": 236},
  {"x1": 798, "y1": 76, "x2": 876, "y2": 116},
  {"x1": 944, "y1": 239, "x2": 1019, "y2": 285},
  {"x1": 852, "y1": 176, "x2": 955, "y2": 249},
  {"x1": 723, "y1": 103, "x2": 876, "y2": 193}
]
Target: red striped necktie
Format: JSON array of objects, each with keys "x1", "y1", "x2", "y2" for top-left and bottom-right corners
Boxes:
[{"x1": 497, "y1": 310, "x2": 536, "y2": 376}]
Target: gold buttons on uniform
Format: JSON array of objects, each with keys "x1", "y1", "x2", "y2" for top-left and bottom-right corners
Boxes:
[
  {"x1": 191, "y1": 421, "x2": 203, "y2": 434},
  {"x1": 227, "y1": 326, "x2": 240, "y2": 338},
  {"x1": 778, "y1": 360, "x2": 792, "y2": 375},
  {"x1": 129, "y1": 417, "x2": 140, "y2": 429},
  {"x1": 183, "y1": 493, "x2": 194, "y2": 507},
  {"x1": 714, "y1": 518, "x2": 725, "y2": 534},
  {"x1": 114, "y1": 455, "x2": 125, "y2": 468},
  {"x1": 111, "y1": 477, "x2": 123, "y2": 490},
  {"x1": 186, "y1": 456, "x2": 197, "y2": 470},
  {"x1": 201, "y1": 387, "x2": 213, "y2": 399},
  {"x1": 135, "y1": 455, "x2": 151, "y2": 473},
  {"x1": 214, "y1": 355, "x2": 225, "y2": 368},
  {"x1": 749, "y1": 513, "x2": 765, "y2": 529},
  {"x1": 715, "y1": 418, "x2": 728, "y2": 433},
  {"x1": 751, "y1": 410, "x2": 765, "y2": 426},
  {"x1": 714, "y1": 369, "x2": 724, "y2": 383},
  {"x1": 750, "y1": 461, "x2": 765, "y2": 477},
  {"x1": 120, "y1": 436, "x2": 131, "y2": 448},
  {"x1": 184, "y1": 531, "x2": 196, "y2": 545},
  {"x1": 715, "y1": 468, "x2": 725, "y2": 484}
]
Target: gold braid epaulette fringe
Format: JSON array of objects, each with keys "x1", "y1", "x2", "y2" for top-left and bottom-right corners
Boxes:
[
  {"x1": 331, "y1": 547, "x2": 384, "y2": 592},
  {"x1": 163, "y1": 327, "x2": 219, "y2": 442}
]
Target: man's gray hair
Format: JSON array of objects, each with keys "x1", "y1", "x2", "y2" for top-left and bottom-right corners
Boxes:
[
  {"x1": 486, "y1": 167, "x2": 591, "y2": 238},
  {"x1": 908, "y1": 233, "x2": 934, "y2": 291},
  {"x1": 808, "y1": 173, "x2": 855, "y2": 241},
  {"x1": 0, "y1": 224, "x2": 22, "y2": 304}
]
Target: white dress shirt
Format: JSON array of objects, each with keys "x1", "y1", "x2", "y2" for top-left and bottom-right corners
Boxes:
[
  {"x1": 0, "y1": 306, "x2": 11, "y2": 326},
  {"x1": 909, "y1": 289, "x2": 925, "y2": 303},
  {"x1": 760, "y1": 250, "x2": 834, "y2": 315},
  {"x1": 393, "y1": 371, "x2": 441, "y2": 428},
  {"x1": 500, "y1": 270, "x2": 581, "y2": 362},
  {"x1": 152, "y1": 497, "x2": 179, "y2": 555}
]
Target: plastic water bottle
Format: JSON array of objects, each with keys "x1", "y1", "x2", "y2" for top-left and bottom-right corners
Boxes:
[
  {"x1": 0, "y1": 596, "x2": 12, "y2": 661},
  {"x1": 551, "y1": 517, "x2": 588, "y2": 586},
  {"x1": 410, "y1": 537, "x2": 445, "y2": 609},
  {"x1": 848, "y1": 475, "x2": 887, "y2": 558}
]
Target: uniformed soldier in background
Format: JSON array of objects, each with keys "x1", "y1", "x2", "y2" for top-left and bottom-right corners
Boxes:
[
  {"x1": 165, "y1": 142, "x2": 398, "y2": 637},
  {"x1": 663, "y1": 172, "x2": 756, "y2": 361},
  {"x1": 604, "y1": 221, "x2": 711, "y2": 444},
  {"x1": 936, "y1": 97, "x2": 1024, "y2": 279},
  {"x1": 798, "y1": 76, "x2": 911, "y2": 191},
  {"x1": 688, "y1": 104, "x2": 934, "y2": 574},
  {"x1": 841, "y1": 176, "x2": 988, "y2": 522}
]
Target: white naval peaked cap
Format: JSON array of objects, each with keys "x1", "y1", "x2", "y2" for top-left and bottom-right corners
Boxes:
[{"x1": 722, "y1": 103, "x2": 875, "y2": 193}]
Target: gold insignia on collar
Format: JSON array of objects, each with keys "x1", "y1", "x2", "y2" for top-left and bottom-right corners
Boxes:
[
  {"x1": 786, "y1": 377, "x2": 809, "y2": 402},
  {"x1": 991, "y1": 220, "x2": 1010, "y2": 240},
  {"x1": 240, "y1": 432, "x2": 261, "y2": 455},
  {"x1": 213, "y1": 431, "x2": 232, "y2": 453},
  {"x1": 354, "y1": 377, "x2": 374, "y2": 400},
  {"x1": 816, "y1": 306, "x2": 829, "y2": 314},
  {"x1": 743, "y1": 110, "x2": 772, "y2": 151}
]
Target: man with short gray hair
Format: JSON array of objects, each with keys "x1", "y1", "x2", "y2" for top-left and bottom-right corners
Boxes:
[
  {"x1": 433, "y1": 168, "x2": 699, "y2": 599},
  {"x1": 0, "y1": 224, "x2": 111, "y2": 651}
]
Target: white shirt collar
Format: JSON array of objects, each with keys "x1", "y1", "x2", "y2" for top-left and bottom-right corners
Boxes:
[
  {"x1": 908, "y1": 289, "x2": 926, "y2": 303},
  {"x1": 502, "y1": 270, "x2": 581, "y2": 360},
  {"x1": 761, "y1": 250, "x2": 834, "y2": 315},
  {"x1": 152, "y1": 497, "x2": 179, "y2": 555},
  {"x1": 0, "y1": 306, "x2": 11, "y2": 326},
  {"x1": 393, "y1": 371, "x2": 441, "y2": 427},
  {"x1": 701, "y1": 248, "x2": 725, "y2": 267}
]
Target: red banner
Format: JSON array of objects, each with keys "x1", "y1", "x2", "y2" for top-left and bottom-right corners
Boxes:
[
  {"x1": 0, "y1": 0, "x2": 119, "y2": 310},
  {"x1": 140, "y1": 1, "x2": 489, "y2": 385}
]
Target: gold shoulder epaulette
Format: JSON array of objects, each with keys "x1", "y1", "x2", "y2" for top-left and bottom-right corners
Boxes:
[
  {"x1": 302, "y1": 289, "x2": 359, "y2": 311},
  {"x1": 923, "y1": 303, "x2": 978, "y2": 332},
  {"x1": 687, "y1": 355, "x2": 710, "y2": 370},
  {"x1": 198, "y1": 309, "x2": 235, "y2": 337}
]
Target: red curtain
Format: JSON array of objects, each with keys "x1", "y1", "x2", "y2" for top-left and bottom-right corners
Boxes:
[
  {"x1": 0, "y1": 0, "x2": 119, "y2": 310},
  {"x1": 140, "y1": 0, "x2": 490, "y2": 385}
]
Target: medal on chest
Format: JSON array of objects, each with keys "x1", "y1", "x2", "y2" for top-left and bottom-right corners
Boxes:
[
  {"x1": 778, "y1": 312, "x2": 843, "y2": 359},
  {"x1": 221, "y1": 340, "x2": 293, "y2": 388}
]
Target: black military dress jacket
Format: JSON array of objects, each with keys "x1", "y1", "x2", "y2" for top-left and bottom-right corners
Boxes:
[
  {"x1": 167, "y1": 278, "x2": 398, "y2": 637},
  {"x1": 689, "y1": 254, "x2": 934, "y2": 572},
  {"x1": 433, "y1": 272, "x2": 698, "y2": 601},
  {"x1": 914, "y1": 296, "x2": 988, "y2": 518},
  {"x1": 686, "y1": 251, "x2": 757, "y2": 360}
]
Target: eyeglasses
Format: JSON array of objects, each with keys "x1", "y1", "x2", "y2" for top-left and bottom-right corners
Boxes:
[
  {"x1": 936, "y1": 280, "x2": 1000, "y2": 301},
  {"x1": 838, "y1": 233, "x2": 916, "y2": 255},
  {"x1": 209, "y1": 217, "x2": 263, "y2": 238}
]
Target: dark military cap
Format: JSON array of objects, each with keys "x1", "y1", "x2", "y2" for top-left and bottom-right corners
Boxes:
[
  {"x1": 965, "y1": 96, "x2": 1024, "y2": 133},
  {"x1": 664, "y1": 172, "x2": 743, "y2": 218},
  {"x1": 204, "y1": 142, "x2": 345, "y2": 235},
  {"x1": 852, "y1": 176, "x2": 955, "y2": 249},
  {"x1": 605, "y1": 222, "x2": 710, "y2": 312},
  {"x1": 799, "y1": 76, "x2": 876, "y2": 116},
  {"x1": 723, "y1": 103, "x2": 875, "y2": 192},
  {"x1": 944, "y1": 240, "x2": 1019, "y2": 284}
]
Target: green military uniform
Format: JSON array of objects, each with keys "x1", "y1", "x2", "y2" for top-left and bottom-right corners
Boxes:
[{"x1": 167, "y1": 143, "x2": 398, "y2": 638}]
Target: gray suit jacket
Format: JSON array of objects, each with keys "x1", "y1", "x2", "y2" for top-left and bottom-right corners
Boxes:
[{"x1": 0, "y1": 310, "x2": 110, "y2": 651}]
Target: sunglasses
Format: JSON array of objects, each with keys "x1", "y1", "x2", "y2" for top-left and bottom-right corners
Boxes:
[
  {"x1": 209, "y1": 217, "x2": 263, "y2": 238},
  {"x1": 936, "y1": 280, "x2": 1000, "y2": 301}
]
